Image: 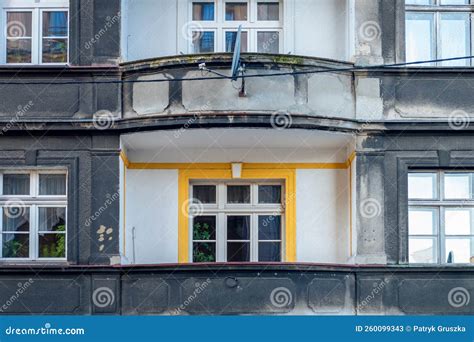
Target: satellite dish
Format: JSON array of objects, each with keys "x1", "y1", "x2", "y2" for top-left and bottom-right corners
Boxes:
[{"x1": 231, "y1": 25, "x2": 242, "y2": 81}]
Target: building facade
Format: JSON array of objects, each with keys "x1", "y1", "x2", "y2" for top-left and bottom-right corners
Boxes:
[{"x1": 0, "y1": 0, "x2": 472, "y2": 315}]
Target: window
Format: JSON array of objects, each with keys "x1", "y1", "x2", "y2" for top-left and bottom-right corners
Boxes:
[
  {"x1": 0, "y1": 170, "x2": 67, "y2": 261},
  {"x1": 189, "y1": 0, "x2": 282, "y2": 53},
  {"x1": 405, "y1": 0, "x2": 473, "y2": 66},
  {"x1": 190, "y1": 181, "x2": 283, "y2": 262},
  {"x1": 2, "y1": 1, "x2": 69, "y2": 64},
  {"x1": 408, "y1": 171, "x2": 474, "y2": 264}
]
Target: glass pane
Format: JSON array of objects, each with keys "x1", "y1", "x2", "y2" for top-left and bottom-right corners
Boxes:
[
  {"x1": 7, "y1": 39, "x2": 32, "y2": 63},
  {"x1": 258, "y1": 185, "x2": 281, "y2": 204},
  {"x1": 258, "y1": 215, "x2": 281, "y2": 240},
  {"x1": 192, "y1": 185, "x2": 216, "y2": 204},
  {"x1": 225, "y1": 3, "x2": 248, "y2": 21},
  {"x1": 405, "y1": 12, "x2": 435, "y2": 65},
  {"x1": 192, "y1": 31, "x2": 214, "y2": 53},
  {"x1": 7, "y1": 12, "x2": 32, "y2": 37},
  {"x1": 445, "y1": 238, "x2": 473, "y2": 264},
  {"x1": 408, "y1": 173, "x2": 436, "y2": 199},
  {"x1": 3, "y1": 174, "x2": 30, "y2": 195},
  {"x1": 42, "y1": 38, "x2": 68, "y2": 63},
  {"x1": 440, "y1": 0, "x2": 469, "y2": 4},
  {"x1": 39, "y1": 207, "x2": 66, "y2": 232},
  {"x1": 440, "y1": 13, "x2": 470, "y2": 67},
  {"x1": 227, "y1": 216, "x2": 250, "y2": 240},
  {"x1": 227, "y1": 185, "x2": 250, "y2": 204},
  {"x1": 39, "y1": 174, "x2": 66, "y2": 196},
  {"x1": 406, "y1": 0, "x2": 433, "y2": 4},
  {"x1": 408, "y1": 208, "x2": 436, "y2": 235},
  {"x1": 192, "y1": 3, "x2": 215, "y2": 21},
  {"x1": 259, "y1": 242, "x2": 281, "y2": 261},
  {"x1": 193, "y1": 242, "x2": 216, "y2": 262},
  {"x1": 3, "y1": 207, "x2": 29, "y2": 232},
  {"x1": 39, "y1": 233, "x2": 66, "y2": 258},
  {"x1": 42, "y1": 11, "x2": 68, "y2": 37},
  {"x1": 444, "y1": 173, "x2": 470, "y2": 199},
  {"x1": 445, "y1": 209, "x2": 472, "y2": 235},
  {"x1": 409, "y1": 238, "x2": 436, "y2": 263},
  {"x1": 193, "y1": 216, "x2": 216, "y2": 240},
  {"x1": 2, "y1": 233, "x2": 29, "y2": 258},
  {"x1": 227, "y1": 242, "x2": 250, "y2": 261},
  {"x1": 257, "y1": 31, "x2": 280, "y2": 53},
  {"x1": 225, "y1": 31, "x2": 248, "y2": 52},
  {"x1": 258, "y1": 2, "x2": 279, "y2": 20}
]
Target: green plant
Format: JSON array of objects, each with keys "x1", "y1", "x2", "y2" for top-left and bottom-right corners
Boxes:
[
  {"x1": 193, "y1": 222, "x2": 212, "y2": 240},
  {"x1": 3, "y1": 239, "x2": 23, "y2": 258},
  {"x1": 193, "y1": 243, "x2": 215, "y2": 263}
]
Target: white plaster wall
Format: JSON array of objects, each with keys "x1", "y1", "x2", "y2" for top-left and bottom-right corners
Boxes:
[
  {"x1": 123, "y1": 169, "x2": 179, "y2": 264},
  {"x1": 296, "y1": 169, "x2": 350, "y2": 263},
  {"x1": 124, "y1": 0, "x2": 349, "y2": 61}
]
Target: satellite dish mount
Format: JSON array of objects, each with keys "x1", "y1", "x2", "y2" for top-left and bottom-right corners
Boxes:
[{"x1": 231, "y1": 25, "x2": 246, "y2": 97}]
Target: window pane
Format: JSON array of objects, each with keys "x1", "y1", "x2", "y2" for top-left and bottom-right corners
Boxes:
[
  {"x1": 42, "y1": 11, "x2": 68, "y2": 37},
  {"x1": 6, "y1": 39, "x2": 32, "y2": 63},
  {"x1": 445, "y1": 238, "x2": 473, "y2": 264},
  {"x1": 408, "y1": 173, "x2": 436, "y2": 199},
  {"x1": 227, "y1": 216, "x2": 250, "y2": 240},
  {"x1": 227, "y1": 185, "x2": 250, "y2": 203},
  {"x1": 3, "y1": 174, "x2": 30, "y2": 196},
  {"x1": 258, "y1": 2, "x2": 279, "y2": 20},
  {"x1": 193, "y1": 242, "x2": 216, "y2": 262},
  {"x1": 193, "y1": 216, "x2": 216, "y2": 240},
  {"x1": 39, "y1": 207, "x2": 66, "y2": 232},
  {"x1": 409, "y1": 238, "x2": 436, "y2": 263},
  {"x1": 406, "y1": 12, "x2": 435, "y2": 65},
  {"x1": 39, "y1": 174, "x2": 66, "y2": 196},
  {"x1": 444, "y1": 173, "x2": 470, "y2": 199},
  {"x1": 3, "y1": 207, "x2": 29, "y2": 232},
  {"x1": 42, "y1": 38, "x2": 68, "y2": 63},
  {"x1": 7, "y1": 12, "x2": 32, "y2": 37},
  {"x1": 192, "y1": 2, "x2": 215, "y2": 21},
  {"x1": 259, "y1": 242, "x2": 280, "y2": 261},
  {"x1": 258, "y1": 215, "x2": 281, "y2": 240},
  {"x1": 225, "y1": 31, "x2": 248, "y2": 52},
  {"x1": 445, "y1": 238, "x2": 474, "y2": 264},
  {"x1": 257, "y1": 31, "x2": 279, "y2": 53},
  {"x1": 258, "y1": 185, "x2": 281, "y2": 204},
  {"x1": 39, "y1": 233, "x2": 65, "y2": 258},
  {"x1": 406, "y1": 0, "x2": 433, "y2": 4},
  {"x1": 227, "y1": 242, "x2": 250, "y2": 261},
  {"x1": 192, "y1": 185, "x2": 216, "y2": 204},
  {"x1": 408, "y1": 208, "x2": 436, "y2": 235},
  {"x1": 440, "y1": 0, "x2": 469, "y2": 4},
  {"x1": 2, "y1": 233, "x2": 29, "y2": 258},
  {"x1": 445, "y1": 209, "x2": 472, "y2": 235},
  {"x1": 225, "y1": 3, "x2": 248, "y2": 21},
  {"x1": 439, "y1": 13, "x2": 470, "y2": 67},
  {"x1": 192, "y1": 31, "x2": 214, "y2": 53}
]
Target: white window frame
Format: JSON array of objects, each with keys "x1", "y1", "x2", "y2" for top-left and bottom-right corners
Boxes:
[
  {"x1": 408, "y1": 170, "x2": 474, "y2": 265},
  {"x1": 1, "y1": 0, "x2": 69, "y2": 65},
  {"x1": 188, "y1": 0, "x2": 283, "y2": 53},
  {"x1": 406, "y1": 0, "x2": 474, "y2": 66},
  {"x1": 0, "y1": 169, "x2": 67, "y2": 262},
  {"x1": 190, "y1": 180, "x2": 284, "y2": 262}
]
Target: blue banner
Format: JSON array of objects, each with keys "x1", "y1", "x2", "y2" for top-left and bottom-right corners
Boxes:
[{"x1": 0, "y1": 316, "x2": 472, "y2": 342}]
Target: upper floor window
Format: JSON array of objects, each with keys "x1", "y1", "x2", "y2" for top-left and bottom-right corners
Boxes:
[
  {"x1": 1, "y1": 0, "x2": 69, "y2": 65},
  {"x1": 189, "y1": 0, "x2": 282, "y2": 54},
  {"x1": 406, "y1": 0, "x2": 473, "y2": 66},
  {"x1": 408, "y1": 171, "x2": 474, "y2": 264},
  {"x1": 191, "y1": 181, "x2": 283, "y2": 262},
  {"x1": 0, "y1": 170, "x2": 67, "y2": 261}
]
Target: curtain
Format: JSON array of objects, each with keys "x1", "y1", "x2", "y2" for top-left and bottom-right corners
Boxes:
[
  {"x1": 39, "y1": 174, "x2": 66, "y2": 196},
  {"x1": 39, "y1": 207, "x2": 65, "y2": 232},
  {"x1": 3, "y1": 174, "x2": 30, "y2": 195}
]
